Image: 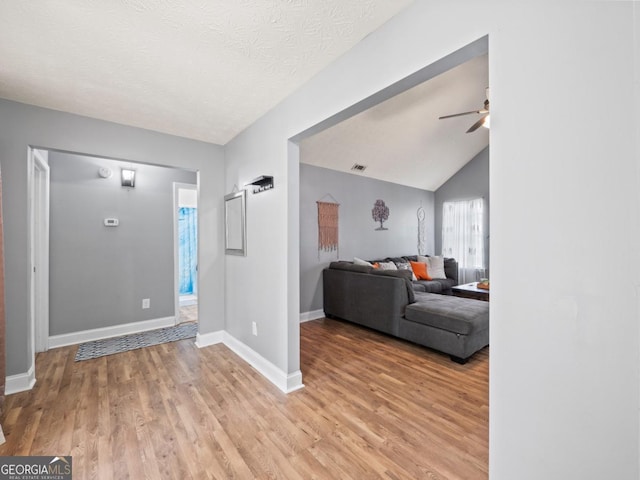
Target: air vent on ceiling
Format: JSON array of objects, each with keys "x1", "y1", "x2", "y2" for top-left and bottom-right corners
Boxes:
[{"x1": 351, "y1": 163, "x2": 367, "y2": 172}]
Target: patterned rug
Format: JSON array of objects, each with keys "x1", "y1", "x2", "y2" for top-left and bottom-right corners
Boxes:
[{"x1": 75, "y1": 322, "x2": 198, "y2": 361}]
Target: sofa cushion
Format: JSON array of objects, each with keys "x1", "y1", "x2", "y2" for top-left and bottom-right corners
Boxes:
[
  {"x1": 329, "y1": 261, "x2": 373, "y2": 274},
  {"x1": 405, "y1": 293, "x2": 489, "y2": 335},
  {"x1": 386, "y1": 257, "x2": 406, "y2": 265},
  {"x1": 371, "y1": 268, "x2": 412, "y2": 280},
  {"x1": 413, "y1": 278, "x2": 457, "y2": 293},
  {"x1": 444, "y1": 258, "x2": 458, "y2": 283},
  {"x1": 371, "y1": 269, "x2": 415, "y2": 304},
  {"x1": 412, "y1": 280, "x2": 443, "y2": 293}
]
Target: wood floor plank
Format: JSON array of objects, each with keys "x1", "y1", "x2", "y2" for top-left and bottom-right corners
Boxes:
[{"x1": 0, "y1": 318, "x2": 488, "y2": 479}]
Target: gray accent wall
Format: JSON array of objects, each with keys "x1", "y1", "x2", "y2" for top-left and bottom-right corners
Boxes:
[
  {"x1": 48, "y1": 152, "x2": 196, "y2": 335},
  {"x1": 434, "y1": 146, "x2": 490, "y2": 274},
  {"x1": 0, "y1": 98, "x2": 225, "y2": 377},
  {"x1": 300, "y1": 163, "x2": 434, "y2": 314}
]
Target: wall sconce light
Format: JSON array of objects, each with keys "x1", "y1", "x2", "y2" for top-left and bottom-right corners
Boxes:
[{"x1": 121, "y1": 169, "x2": 136, "y2": 187}]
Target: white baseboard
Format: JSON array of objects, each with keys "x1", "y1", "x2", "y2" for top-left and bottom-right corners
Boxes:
[
  {"x1": 48, "y1": 316, "x2": 177, "y2": 349},
  {"x1": 6, "y1": 364, "x2": 36, "y2": 395},
  {"x1": 32, "y1": 319, "x2": 305, "y2": 396},
  {"x1": 194, "y1": 330, "x2": 224, "y2": 348},
  {"x1": 222, "y1": 332, "x2": 304, "y2": 394},
  {"x1": 300, "y1": 309, "x2": 325, "y2": 323}
]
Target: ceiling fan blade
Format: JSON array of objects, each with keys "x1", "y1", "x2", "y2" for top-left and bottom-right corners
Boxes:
[
  {"x1": 466, "y1": 115, "x2": 488, "y2": 133},
  {"x1": 439, "y1": 109, "x2": 489, "y2": 120}
]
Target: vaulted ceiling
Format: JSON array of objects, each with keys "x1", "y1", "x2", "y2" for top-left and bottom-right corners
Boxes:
[{"x1": 300, "y1": 54, "x2": 489, "y2": 191}]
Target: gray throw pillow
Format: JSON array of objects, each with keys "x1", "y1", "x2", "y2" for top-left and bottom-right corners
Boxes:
[{"x1": 394, "y1": 262, "x2": 417, "y2": 281}]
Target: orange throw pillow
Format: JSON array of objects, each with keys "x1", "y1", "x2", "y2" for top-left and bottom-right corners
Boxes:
[
  {"x1": 409, "y1": 261, "x2": 432, "y2": 281},
  {"x1": 373, "y1": 262, "x2": 380, "y2": 269}
]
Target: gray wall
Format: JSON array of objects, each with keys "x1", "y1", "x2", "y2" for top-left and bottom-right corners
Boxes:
[
  {"x1": 49, "y1": 152, "x2": 196, "y2": 335},
  {"x1": 434, "y1": 146, "x2": 489, "y2": 273},
  {"x1": 0, "y1": 98, "x2": 225, "y2": 377},
  {"x1": 300, "y1": 163, "x2": 434, "y2": 313}
]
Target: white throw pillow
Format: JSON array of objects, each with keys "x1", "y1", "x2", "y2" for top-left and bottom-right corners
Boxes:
[
  {"x1": 377, "y1": 261, "x2": 398, "y2": 270},
  {"x1": 353, "y1": 257, "x2": 373, "y2": 267},
  {"x1": 417, "y1": 255, "x2": 447, "y2": 280}
]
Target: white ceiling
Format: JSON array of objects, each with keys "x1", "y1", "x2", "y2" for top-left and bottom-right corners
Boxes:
[
  {"x1": 300, "y1": 54, "x2": 489, "y2": 191},
  {"x1": 0, "y1": 0, "x2": 413, "y2": 145}
]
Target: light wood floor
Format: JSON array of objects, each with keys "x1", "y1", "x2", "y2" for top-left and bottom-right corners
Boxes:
[
  {"x1": 0, "y1": 318, "x2": 488, "y2": 479},
  {"x1": 179, "y1": 304, "x2": 198, "y2": 323}
]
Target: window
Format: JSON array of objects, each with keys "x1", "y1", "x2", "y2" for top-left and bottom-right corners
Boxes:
[{"x1": 442, "y1": 198, "x2": 485, "y2": 284}]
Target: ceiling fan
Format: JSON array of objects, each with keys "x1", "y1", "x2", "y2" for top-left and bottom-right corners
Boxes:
[{"x1": 439, "y1": 87, "x2": 490, "y2": 133}]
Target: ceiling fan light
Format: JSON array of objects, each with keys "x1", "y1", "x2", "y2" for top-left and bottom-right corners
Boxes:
[{"x1": 481, "y1": 115, "x2": 490, "y2": 129}]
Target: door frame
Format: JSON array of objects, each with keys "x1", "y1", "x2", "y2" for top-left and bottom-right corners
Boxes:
[
  {"x1": 173, "y1": 182, "x2": 198, "y2": 325},
  {"x1": 29, "y1": 147, "x2": 50, "y2": 356}
]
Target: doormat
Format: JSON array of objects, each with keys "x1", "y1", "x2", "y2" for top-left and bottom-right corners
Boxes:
[{"x1": 74, "y1": 322, "x2": 197, "y2": 361}]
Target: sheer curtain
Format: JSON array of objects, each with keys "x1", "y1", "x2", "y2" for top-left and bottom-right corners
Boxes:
[{"x1": 442, "y1": 198, "x2": 485, "y2": 284}]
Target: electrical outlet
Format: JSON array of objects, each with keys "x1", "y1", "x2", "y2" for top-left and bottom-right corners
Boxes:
[
  {"x1": 252, "y1": 321, "x2": 257, "y2": 336},
  {"x1": 142, "y1": 298, "x2": 150, "y2": 309}
]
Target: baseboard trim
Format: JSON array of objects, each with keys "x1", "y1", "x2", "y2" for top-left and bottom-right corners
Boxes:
[
  {"x1": 300, "y1": 309, "x2": 325, "y2": 323},
  {"x1": 194, "y1": 330, "x2": 224, "y2": 348},
  {"x1": 222, "y1": 333, "x2": 304, "y2": 394},
  {"x1": 6, "y1": 364, "x2": 36, "y2": 395},
  {"x1": 48, "y1": 316, "x2": 177, "y2": 349},
  {"x1": 42, "y1": 320, "x2": 306, "y2": 395}
]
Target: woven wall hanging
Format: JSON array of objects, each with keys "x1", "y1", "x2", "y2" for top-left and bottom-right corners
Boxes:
[{"x1": 317, "y1": 199, "x2": 339, "y2": 257}]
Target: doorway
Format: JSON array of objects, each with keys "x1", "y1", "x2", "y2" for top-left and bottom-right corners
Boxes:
[
  {"x1": 174, "y1": 183, "x2": 198, "y2": 325},
  {"x1": 30, "y1": 148, "x2": 50, "y2": 356},
  {"x1": 31, "y1": 150, "x2": 200, "y2": 361}
]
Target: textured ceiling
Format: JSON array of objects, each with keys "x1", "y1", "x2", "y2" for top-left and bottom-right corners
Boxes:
[
  {"x1": 300, "y1": 54, "x2": 489, "y2": 191},
  {"x1": 0, "y1": 0, "x2": 413, "y2": 144}
]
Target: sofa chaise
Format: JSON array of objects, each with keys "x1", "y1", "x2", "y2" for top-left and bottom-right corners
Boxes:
[{"x1": 323, "y1": 259, "x2": 489, "y2": 363}]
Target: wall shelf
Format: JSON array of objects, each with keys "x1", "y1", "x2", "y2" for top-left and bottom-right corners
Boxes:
[{"x1": 246, "y1": 175, "x2": 274, "y2": 194}]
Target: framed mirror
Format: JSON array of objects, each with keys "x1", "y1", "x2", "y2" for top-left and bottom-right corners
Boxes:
[{"x1": 224, "y1": 190, "x2": 247, "y2": 256}]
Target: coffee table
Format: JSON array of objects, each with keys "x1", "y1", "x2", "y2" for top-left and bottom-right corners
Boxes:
[{"x1": 451, "y1": 282, "x2": 489, "y2": 301}]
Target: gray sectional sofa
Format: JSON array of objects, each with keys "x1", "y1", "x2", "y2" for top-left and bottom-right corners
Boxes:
[{"x1": 323, "y1": 258, "x2": 489, "y2": 363}]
